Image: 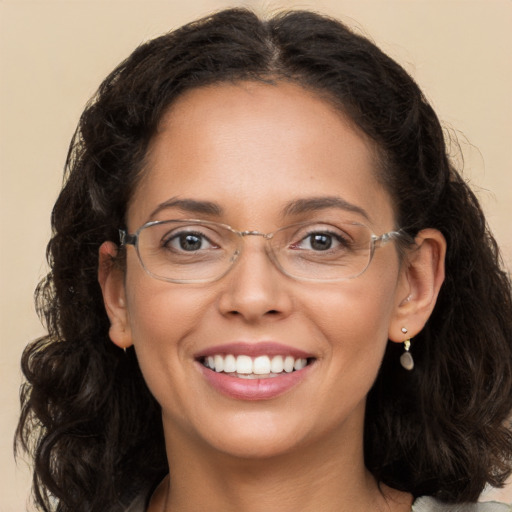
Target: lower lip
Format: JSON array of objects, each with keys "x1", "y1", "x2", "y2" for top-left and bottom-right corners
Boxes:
[{"x1": 197, "y1": 362, "x2": 314, "y2": 401}]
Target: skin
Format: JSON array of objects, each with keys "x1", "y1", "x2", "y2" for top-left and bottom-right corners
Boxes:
[{"x1": 99, "y1": 82, "x2": 446, "y2": 511}]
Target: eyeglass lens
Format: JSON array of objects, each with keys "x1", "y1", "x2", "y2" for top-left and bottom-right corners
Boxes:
[{"x1": 133, "y1": 220, "x2": 377, "y2": 283}]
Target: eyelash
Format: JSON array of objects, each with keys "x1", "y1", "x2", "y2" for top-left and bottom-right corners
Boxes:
[
  {"x1": 292, "y1": 230, "x2": 351, "y2": 251},
  {"x1": 154, "y1": 223, "x2": 357, "y2": 254},
  {"x1": 163, "y1": 230, "x2": 217, "y2": 251}
]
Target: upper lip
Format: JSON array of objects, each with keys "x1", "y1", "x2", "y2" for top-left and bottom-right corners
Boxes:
[{"x1": 195, "y1": 342, "x2": 314, "y2": 360}]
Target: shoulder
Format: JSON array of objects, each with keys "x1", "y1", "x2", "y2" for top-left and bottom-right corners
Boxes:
[
  {"x1": 122, "y1": 475, "x2": 170, "y2": 512},
  {"x1": 123, "y1": 492, "x2": 147, "y2": 512},
  {"x1": 412, "y1": 497, "x2": 512, "y2": 512},
  {"x1": 124, "y1": 494, "x2": 512, "y2": 512}
]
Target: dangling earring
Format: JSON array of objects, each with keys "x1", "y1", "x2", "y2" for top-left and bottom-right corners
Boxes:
[{"x1": 400, "y1": 327, "x2": 414, "y2": 371}]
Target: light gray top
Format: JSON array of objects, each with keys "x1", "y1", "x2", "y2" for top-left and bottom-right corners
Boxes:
[
  {"x1": 412, "y1": 497, "x2": 512, "y2": 511},
  {"x1": 126, "y1": 494, "x2": 512, "y2": 511}
]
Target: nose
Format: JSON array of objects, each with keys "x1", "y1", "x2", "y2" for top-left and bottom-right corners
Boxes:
[{"x1": 217, "y1": 238, "x2": 293, "y2": 323}]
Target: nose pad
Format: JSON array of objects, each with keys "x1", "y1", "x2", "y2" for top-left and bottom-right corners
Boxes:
[{"x1": 217, "y1": 240, "x2": 293, "y2": 322}]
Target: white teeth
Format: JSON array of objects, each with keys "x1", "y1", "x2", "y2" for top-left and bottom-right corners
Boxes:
[
  {"x1": 236, "y1": 355, "x2": 252, "y2": 374},
  {"x1": 214, "y1": 354, "x2": 224, "y2": 372},
  {"x1": 204, "y1": 354, "x2": 309, "y2": 376},
  {"x1": 270, "y1": 355, "x2": 284, "y2": 373},
  {"x1": 284, "y1": 356, "x2": 295, "y2": 373},
  {"x1": 253, "y1": 356, "x2": 271, "y2": 375},
  {"x1": 294, "y1": 358, "x2": 307, "y2": 370},
  {"x1": 223, "y1": 354, "x2": 236, "y2": 373}
]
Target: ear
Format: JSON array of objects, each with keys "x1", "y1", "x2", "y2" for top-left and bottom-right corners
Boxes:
[
  {"x1": 388, "y1": 228, "x2": 446, "y2": 343},
  {"x1": 98, "y1": 241, "x2": 133, "y2": 349}
]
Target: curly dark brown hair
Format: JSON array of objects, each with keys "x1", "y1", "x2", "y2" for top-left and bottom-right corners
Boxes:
[{"x1": 16, "y1": 8, "x2": 512, "y2": 511}]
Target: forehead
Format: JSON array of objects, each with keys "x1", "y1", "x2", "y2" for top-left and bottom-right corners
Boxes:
[{"x1": 129, "y1": 81, "x2": 394, "y2": 230}]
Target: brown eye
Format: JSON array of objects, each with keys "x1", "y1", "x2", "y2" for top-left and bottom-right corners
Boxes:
[
  {"x1": 292, "y1": 230, "x2": 350, "y2": 252},
  {"x1": 164, "y1": 231, "x2": 214, "y2": 252},
  {"x1": 308, "y1": 234, "x2": 332, "y2": 251}
]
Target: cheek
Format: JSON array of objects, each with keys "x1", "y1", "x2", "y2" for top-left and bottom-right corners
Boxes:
[
  {"x1": 125, "y1": 260, "x2": 213, "y2": 343},
  {"x1": 123, "y1": 272, "x2": 214, "y2": 396},
  {"x1": 299, "y1": 284, "x2": 397, "y2": 431},
  {"x1": 309, "y1": 276, "x2": 396, "y2": 339},
  {"x1": 129, "y1": 287, "x2": 204, "y2": 344},
  {"x1": 303, "y1": 271, "x2": 399, "y2": 385}
]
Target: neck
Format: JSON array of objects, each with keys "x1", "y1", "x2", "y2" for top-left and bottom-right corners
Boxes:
[{"x1": 148, "y1": 414, "x2": 412, "y2": 512}]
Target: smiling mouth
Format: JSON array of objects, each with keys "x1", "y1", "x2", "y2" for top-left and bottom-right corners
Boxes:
[{"x1": 201, "y1": 354, "x2": 314, "y2": 379}]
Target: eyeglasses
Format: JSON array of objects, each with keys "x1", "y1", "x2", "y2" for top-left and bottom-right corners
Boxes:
[{"x1": 119, "y1": 219, "x2": 402, "y2": 284}]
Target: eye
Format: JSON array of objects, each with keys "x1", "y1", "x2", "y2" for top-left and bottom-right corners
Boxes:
[
  {"x1": 293, "y1": 230, "x2": 350, "y2": 252},
  {"x1": 305, "y1": 233, "x2": 334, "y2": 251},
  {"x1": 164, "y1": 230, "x2": 216, "y2": 252}
]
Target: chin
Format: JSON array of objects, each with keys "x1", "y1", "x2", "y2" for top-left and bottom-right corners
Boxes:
[
  {"x1": 168, "y1": 407, "x2": 314, "y2": 461},
  {"x1": 207, "y1": 431, "x2": 307, "y2": 461}
]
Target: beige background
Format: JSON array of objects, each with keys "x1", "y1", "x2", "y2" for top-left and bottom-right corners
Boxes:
[{"x1": 1, "y1": 1, "x2": 511, "y2": 510}]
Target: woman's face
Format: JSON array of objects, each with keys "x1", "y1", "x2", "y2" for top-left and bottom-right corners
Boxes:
[{"x1": 110, "y1": 82, "x2": 409, "y2": 460}]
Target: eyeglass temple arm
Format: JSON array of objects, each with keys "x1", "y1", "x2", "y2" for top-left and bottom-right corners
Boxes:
[
  {"x1": 374, "y1": 230, "x2": 407, "y2": 246},
  {"x1": 119, "y1": 229, "x2": 137, "y2": 246}
]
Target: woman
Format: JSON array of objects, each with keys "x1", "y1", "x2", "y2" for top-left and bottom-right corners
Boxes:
[{"x1": 16, "y1": 8, "x2": 512, "y2": 512}]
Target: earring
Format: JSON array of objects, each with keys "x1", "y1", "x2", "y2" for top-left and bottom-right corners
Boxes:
[{"x1": 400, "y1": 327, "x2": 414, "y2": 371}]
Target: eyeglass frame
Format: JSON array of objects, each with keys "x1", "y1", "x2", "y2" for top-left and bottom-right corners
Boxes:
[{"x1": 119, "y1": 218, "x2": 405, "y2": 284}]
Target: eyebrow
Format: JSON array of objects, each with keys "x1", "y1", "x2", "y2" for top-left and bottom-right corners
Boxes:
[
  {"x1": 148, "y1": 195, "x2": 370, "y2": 222},
  {"x1": 149, "y1": 198, "x2": 223, "y2": 219},
  {"x1": 281, "y1": 196, "x2": 370, "y2": 221}
]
